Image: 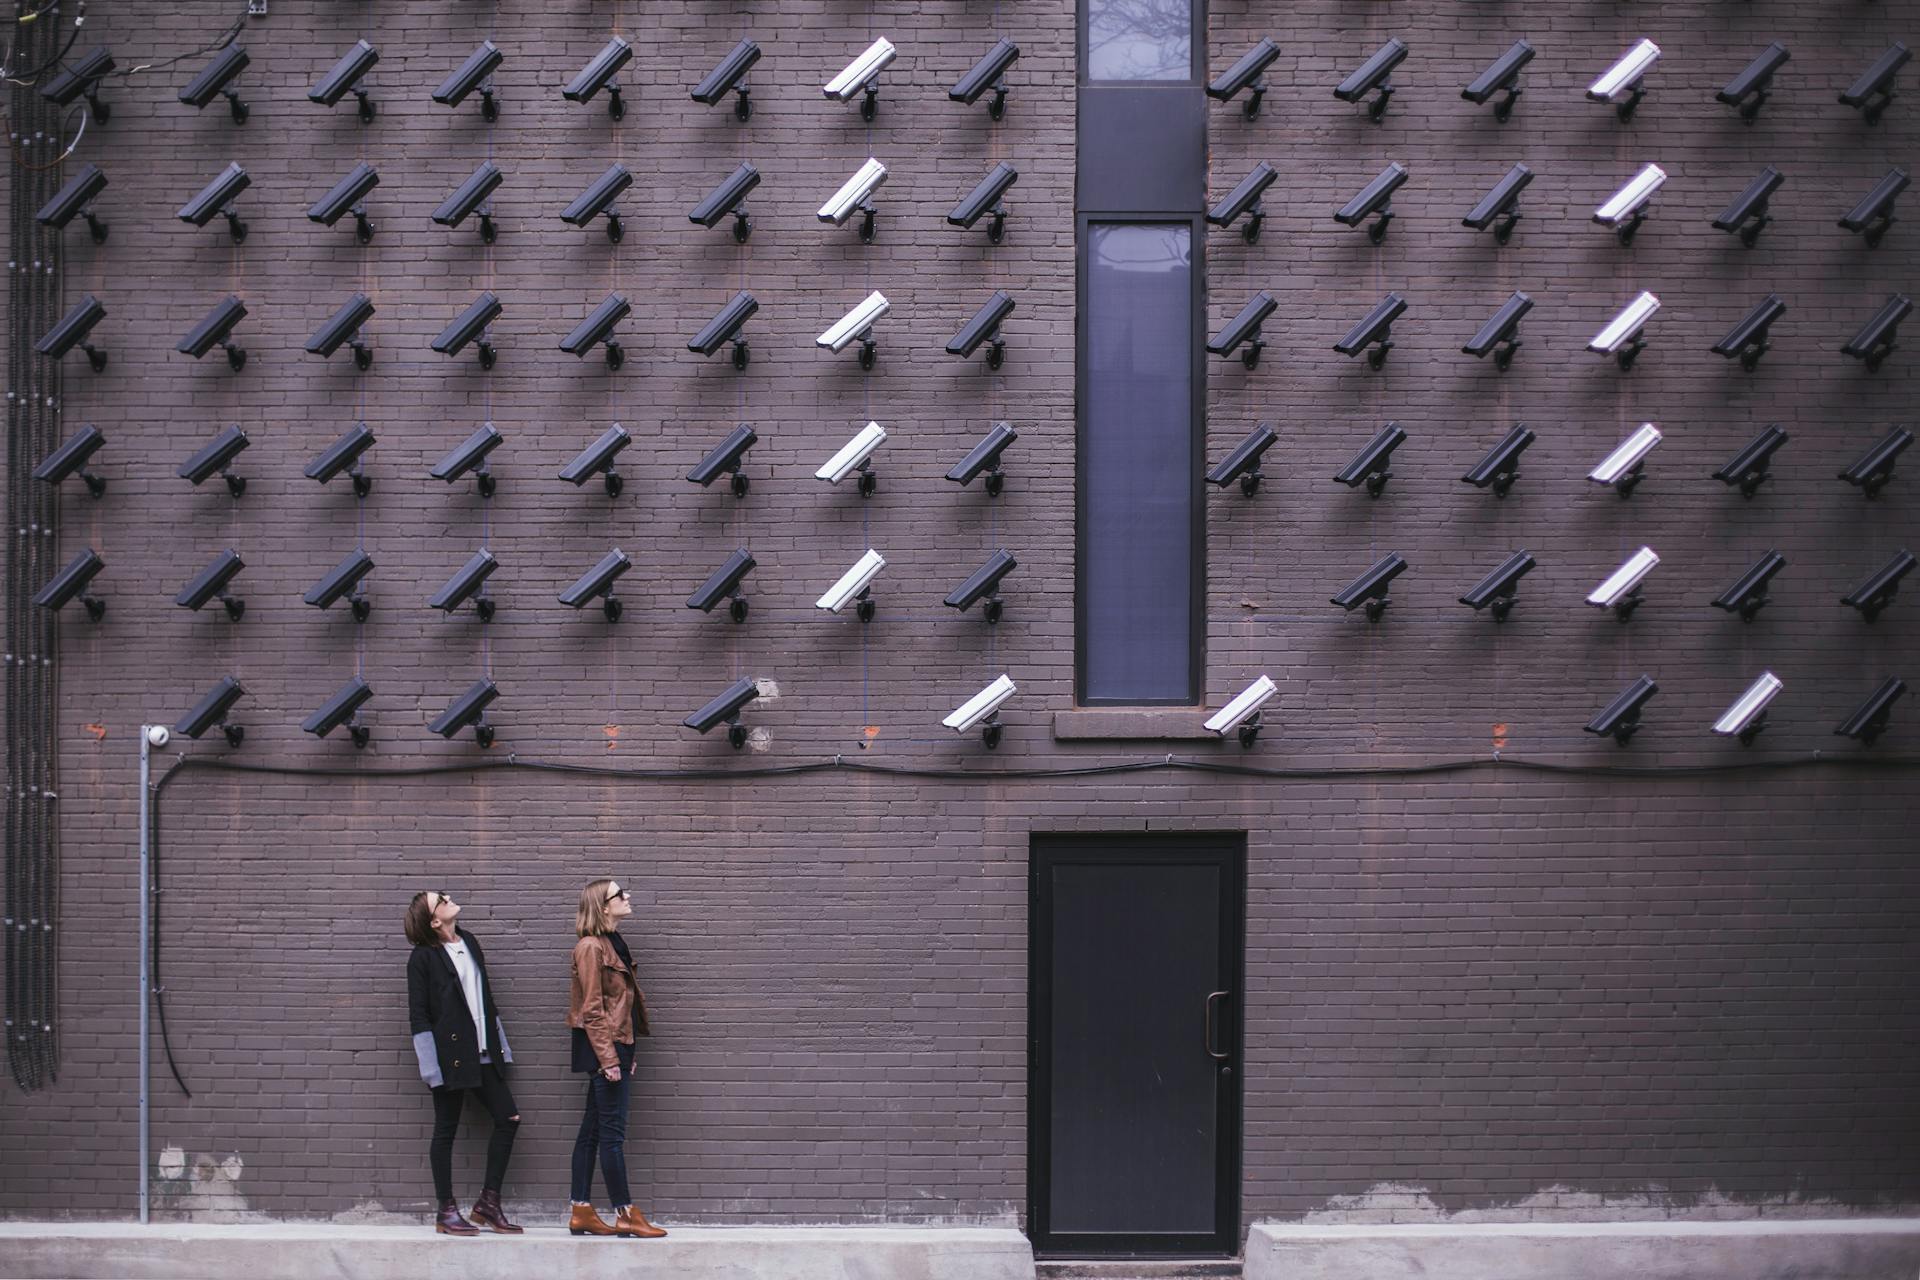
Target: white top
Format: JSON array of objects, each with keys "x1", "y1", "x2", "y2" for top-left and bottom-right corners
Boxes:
[{"x1": 442, "y1": 938, "x2": 487, "y2": 1055}]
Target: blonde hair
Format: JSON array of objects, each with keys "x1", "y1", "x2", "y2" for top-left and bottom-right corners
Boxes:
[{"x1": 577, "y1": 878, "x2": 618, "y2": 938}]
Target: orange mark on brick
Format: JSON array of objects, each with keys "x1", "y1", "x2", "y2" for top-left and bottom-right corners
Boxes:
[
  {"x1": 862, "y1": 726, "x2": 880, "y2": 740},
  {"x1": 603, "y1": 724, "x2": 620, "y2": 750},
  {"x1": 1492, "y1": 722, "x2": 1509, "y2": 749},
  {"x1": 83, "y1": 723, "x2": 106, "y2": 740}
]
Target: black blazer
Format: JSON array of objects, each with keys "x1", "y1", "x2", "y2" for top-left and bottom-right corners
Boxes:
[{"x1": 406, "y1": 927, "x2": 511, "y2": 1092}]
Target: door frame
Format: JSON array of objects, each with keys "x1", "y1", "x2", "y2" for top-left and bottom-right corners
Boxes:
[{"x1": 1027, "y1": 831, "x2": 1245, "y2": 1259}]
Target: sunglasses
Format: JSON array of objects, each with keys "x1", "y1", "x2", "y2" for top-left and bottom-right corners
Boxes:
[
  {"x1": 604, "y1": 887, "x2": 630, "y2": 904},
  {"x1": 428, "y1": 891, "x2": 454, "y2": 911}
]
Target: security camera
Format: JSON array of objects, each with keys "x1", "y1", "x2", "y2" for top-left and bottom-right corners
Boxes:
[
  {"x1": 950, "y1": 162, "x2": 1018, "y2": 244},
  {"x1": 1210, "y1": 39, "x2": 1282, "y2": 119},
  {"x1": 1712, "y1": 672, "x2": 1782, "y2": 745},
  {"x1": 35, "y1": 295, "x2": 108, "y2": 371},
  {"x1": 1835, "y1": 676, "x2": 1906, "y2": 746},
  {"x1": 1462, "y1": 424, "x2": 1536, "y2": 497},
  {"x1": 1333, "y1": 293, "x2": 1406, "y2": 368},
  {"x1": 1839, "y1": 42, "x2": 1910, "y2": 125},
  {"x1": 1711, "y1": 550, "x2": 1786, "y2": 622},
  {"x1": 434, "y1": 162, "x2": 503, "y2": 244},
  {"x1": 688, "y1": 549, "x2": 756, "y2": 623},
  {"x1": 1710, "y1": 294, "x2": 1785, "y2": 372},
  {"x1": 1334, "y1": 423, "x2": 1407, "y2": 497},
  {"x1": 1334, "y1": 36, "x2": 1408, "y2": 122},
  {"x1": 434, "y1": 292, "x2": 503, "y2": 368},
  {"x1": 1588, "y1": 38, "x2": 1660, "y2": 121},
  {"x1": 1839, "y1": 168, "x2": 1908, "y2": 248},
  {"x1": 1463, "y1": 163, "x2": 1532, "y2": 243},
  {"x1": 33, "y1": 548, "x2": 107, "y2": 622},
  {"x1": 1714, "y1": 167, "x2": 1785, "y2": 247},
  {"x1": 825, "y1": 37, "x2": 896, "y2": 120},
  {"x1": 175, "y1": 676, "x2": 247, "y2": 747},
  {"x1": 1589, "y1": 291, "x2": 1660, "y2": 370},
  {"x1": 1838, "y1": 426, "x2": 1913, "y2": 498},
  {"x1": 944, "y1": 549, "x2": 1017, "y2": 623},
  {"x1": 179, "y1": 425, "x2": 251, "y2": 497},
  {"x1": 817, "y1": 422, "x2": 887, "y2": 494},
  {"x1": 1331, "y1": 553, "x2": 1408, "y2": 621},
  {"x1": 34, "y1": 424, "x2": 108, "y2": 497},
  {"x1": 1462, "y1": 291, "x2": 1533, "y2": 369},
  {"x1": 1208, "y1": 163, "x2": 1278, "y2": 242},
  {"x1": 36, "y1": 162, "x2": 109, "y2": 243},
  {"x1": 179, "y1": 162, "x2": 251, "y2": 240},
  {"x1": 41, "y1": 47, "x2": 116, "y2": 123},
  {"x1": 688, "y1": 291, "x2": 759, "y2": 370},
  {"x1": 564, "y1": 36, "x2": 634, "y2": 119},
  {"x1": 306, "y1": 422, "x2": 376, "y2": 496},
  {"x1": 177, "y1": 295, "x2": 248, "y2": 371},
  {"x1": 818, "y1": 291, "x2": 890, "y2": 368},
  {"x1": 431, "y1": 423, "x2": 504, "y2": 496},
  {"x1": 1463, "y1": 39, "x2": 1534, "y2": 121},
  {"x1": 307, "y1": 292, "x2": 375, "y2": 368},
  {"x1": 952, "y1": 37, "x2": 1020, "y2": 119},
  {"x1": 944, "y1": 674, "x2": 1017, "y2": 749},
  {"x1": 690, "y1": 162, "x2": 760, "y2": 242},
  {"x1": 1203, "y1": 675, "x2": 1277, "y2": 747},
  {"x1": 560, "y1": 424, "x2": 631, "y2": 497},
  {"x1": 176, "y1": 549, "x2": 246, "y2": 620},
  {"x1": 559, "y1": 549, "x2": 632, "y2": 622},
  {"x1": 817, "y1": 549, "x2": 887, "y2": 621},
  {"x1": 1207, "y1": 423, "x2": 1278, "y2": 496},
  {"x1": 1594, "y1": 163, "x2": 1666, "y2": 244},
  {"x1": 819, "y1": 158, "x2": 889, "y2": 242},
  {"x1": 435, "y1": 41, "x2": 503, "y2": 120},
  {"x1": 1209, "y1": 291, "x2": 1276, "y2": 368},
  {"x1": 429, "y1": 679, "x2": 499, "y2": 747},
  {"x1": 683, "y1": 676, "x2": 759, "y2": 747},
  {"x1": 307, "y1": 162, "x2": 379, "y2": 243},
  {"x1": 562, "y1": 163, "x2": 632, "y2": 242},
  {"x1": 1841, "y1": 294, "x2": 1911, "y2": 371},
  {"x1": 949, "y1": 290, "x2": 1016, "y2": 368},
  {"x1": 1458, "y1": 550, "x2": 1535, "y2": 623},
  {"x1": 1842, "y1": 549, "x2": 1916, "y2": 623},
  {"x1": 305, "y1": 548, "x2": 375, "y2": 621},
  {"x1": 688, "y1": 424, "x2": 757, "y2": 496},
  {"x1": 310, "y1": 39, "x2": 379, "y2": 122},
  {"x1": 692, "y1": 38, "x2": 760, "y2": 120},
  {"x1": 303, "y1": 676, "x2": 373, "y2": 748},
  {"x1": 948, "y1": 422, "x2": 1018, "y2": 494},
  {"x1": 1716, "y1": 424, "x2": 1789, "y2": 498},
  {"x1": 1718, "y1": 42, "x2": 1789, "y2": 122},
  {"x1": 1334, "y1": 163, "x2": 1408, "y2": 243},
  {"x1": 1589, "y1": 423, "x2": 1662, "y2": 497},
  {"x1": 145, "y1": 725, "x2": 172, "y2": 749},
  {"x1": 1586, "y1": 675, "x2": 1658, "y2": 745},
  {"x1": 430, "y1": 548, "x2": 499, "y2": 621},
  {"x1": 180, "y1": 43, "x2": 250, "y2": 124},
  {"x1": 1587, "y1": 546, "x2": 1659, "y2": 621},
  {"x1": 560, "y1": 294, "x2": 632, "y2": 369}
]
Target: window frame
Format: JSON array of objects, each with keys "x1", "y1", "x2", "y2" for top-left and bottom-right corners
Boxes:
[{"x1": 1077, "y1": 0, "x2": 1205, "y2": 86}]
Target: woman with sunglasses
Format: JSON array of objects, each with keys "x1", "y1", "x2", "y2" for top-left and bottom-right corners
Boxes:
[
  {"x1": 565, "y1": 878, "x2": 666, "y2": 1239},
  {"x1": 404, "y1": 890, "x2": 523, "y2": 1236}
]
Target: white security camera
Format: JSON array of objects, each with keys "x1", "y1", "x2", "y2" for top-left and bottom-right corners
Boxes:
[
  {"x1": 818, "y1": 158, "x2": 889, "y2": 228},
  {"x1": 1204, "y1": 675, "x2": 1277, "y2": 746},
  {"x1": 816, "y1": 550, "x2": 887, "y2": 619},
  {"x1": 145, "y1": 724, "x2": 171, "y2": 748},
  {"x1": 1587, "y1": 546, "x2": 1659, "y2": 618},
  {"x1": 944, "y1": 674, "x2": 1016, "y2": 748},
  {"x1": 817, "y1": 291, "x2": 890, "y2": 367},
  {"x1": 1594, "y1": 163, "x2": 1666, "y2": 242},
  {"x1": 1588, "y1": 291, "x2": 1660, "y2": 369},
  {"x1": 1589, "y1": 424, "x2": 1662, "y2": 494},
  {"x1": 817, "y1": 422, "x2": 887, "y2": 487},
  {"x1": 1588, "y1": 38, "x2": 1660, "y2": 118},
  {"x1": 825, "y1": 37, "x2": 897, "y2": 119},
  {"x1": 1712, "y1": 671, "x2": 1782, "y2": 744}
]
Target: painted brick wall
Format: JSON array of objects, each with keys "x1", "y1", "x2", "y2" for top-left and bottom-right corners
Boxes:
[{"x1": 2, "y1": 0, "x2": 1916, "y2": 1237}]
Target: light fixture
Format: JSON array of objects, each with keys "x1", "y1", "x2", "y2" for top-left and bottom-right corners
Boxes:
[
  {"x1": 1586, "y1": 675, "x2": 1657, "y2": 745},
  {"x1": 1206, "y1": 424, "x2": 1277, "y2": 496},
  {"x1": 429, "y1": 679, "x2": 499, "y2": 747},
  {"x1": 175, "y1": 676, "x2": 247, "y2": 747},
  {"x1": 1331, "y1": 554, "x2": 1408, "y2": 621},
  {"x1": 1712, "y1": 672, "x2": 1781, "y2": 745}
]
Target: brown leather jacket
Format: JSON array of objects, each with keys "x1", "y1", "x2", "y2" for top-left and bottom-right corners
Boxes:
[{"x1": 568, "y1": 934, "x2": 650, "y2": 1072}]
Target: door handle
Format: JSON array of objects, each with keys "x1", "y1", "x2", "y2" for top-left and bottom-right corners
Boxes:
[{"x1": 1203, "y1": 990, "x2": 1230, "y2": 1060}]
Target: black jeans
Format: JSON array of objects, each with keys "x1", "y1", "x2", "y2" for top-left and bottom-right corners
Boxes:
[
  {"x1": 569, "y1": 1042, "x2": 634, "y2": 1208},
  {"x1": 429, "y1": 1060, "x2": 519, "y2": 1204}
]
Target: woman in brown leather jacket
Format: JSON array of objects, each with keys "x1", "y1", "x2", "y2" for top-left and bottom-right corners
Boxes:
[{"x1": 565, "y1": 877, "x2": 667, "y2": 1239}]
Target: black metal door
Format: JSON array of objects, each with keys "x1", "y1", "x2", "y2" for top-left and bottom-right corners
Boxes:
[{"x1": 1029, "y1": 833, "x2": 1242, "y2": 1257}]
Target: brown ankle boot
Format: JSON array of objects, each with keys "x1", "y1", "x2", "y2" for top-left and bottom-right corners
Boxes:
[
  {"x1": 568, "y1": 1202, "x2": 616, "y2": 1237},
  {"x1": 469, "y1": 1188, "x2": 523, "y2": 1234},
  {"x1": 435, "y1": 1199, "x2": 480, "y2": 1235},
  {"x1": 613, "y1": 1205, "x2": 667, "y2": 1239}
]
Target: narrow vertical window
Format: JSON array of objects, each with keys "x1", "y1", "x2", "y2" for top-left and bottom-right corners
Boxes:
[{"x1": 1086, "y1": 0, "x2": 1195, "y2": 81}]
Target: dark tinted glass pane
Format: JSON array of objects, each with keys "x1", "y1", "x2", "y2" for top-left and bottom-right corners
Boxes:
[
  {"x1": 1082, "y1": 222, "x2": 1193, "y2": 703},
  {"x1": 1087, "y1": 0, "x2": 1193, "y2": 81}
]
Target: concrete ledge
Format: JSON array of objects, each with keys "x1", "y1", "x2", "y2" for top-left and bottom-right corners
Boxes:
[
  {"x1": 1247, "y1": 1218, "x2": 1920, "y2": 1280},
  {"x1": 1052, "y1": 708, "x2": 1215, "y2": 740},
  {"x1": 0, "y1": 1223, "x2": 1035, "y2": 1280}
]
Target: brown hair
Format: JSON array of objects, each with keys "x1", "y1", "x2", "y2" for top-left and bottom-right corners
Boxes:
[
  {"x1": 577, "y1": 878, "x2": 618, "y2": 938},
  {"x1": 403, "y1": 891, "x2": 436, "y2": 947}
]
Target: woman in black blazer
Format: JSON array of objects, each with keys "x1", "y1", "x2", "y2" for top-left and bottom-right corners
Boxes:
[{"x1": 404, "y1": 890, "x2": 523, "y2": 1235}]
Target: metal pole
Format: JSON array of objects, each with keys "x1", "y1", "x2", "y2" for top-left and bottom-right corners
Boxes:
[{"x1": 138, "y1": 727, "x2": 152, "y2": 1224}]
